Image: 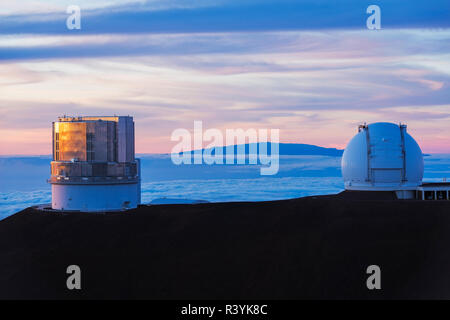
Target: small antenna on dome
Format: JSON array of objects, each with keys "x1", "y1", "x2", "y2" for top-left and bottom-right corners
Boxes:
[{"x1": 358, "y1": 122, "x2": 367, "y2": 132}]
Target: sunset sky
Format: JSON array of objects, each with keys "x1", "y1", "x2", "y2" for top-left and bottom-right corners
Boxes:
[{"x1": 0, "y1": 0, "x2": 449, "y2": 154}]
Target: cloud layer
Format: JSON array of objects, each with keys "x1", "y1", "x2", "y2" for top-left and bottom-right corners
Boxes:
[{"x1": 2, "y1": 153, "x2": 449, "y2": 219}]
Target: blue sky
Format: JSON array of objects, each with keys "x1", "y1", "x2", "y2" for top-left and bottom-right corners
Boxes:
[
  {"x1": 0, "y1": 0, "x2": 449, "y2": 154},
  {"x1": 1, "y1": 1, "x2": 449, "y2": 36}
]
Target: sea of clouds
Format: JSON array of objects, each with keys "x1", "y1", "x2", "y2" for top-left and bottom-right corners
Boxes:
[{"x1": 1, "y1": 154, "x2": 449, "y2": 220}]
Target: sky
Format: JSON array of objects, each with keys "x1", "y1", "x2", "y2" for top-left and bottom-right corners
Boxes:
[{"x1": 0, "y1": 0, "x2": 449, "y2": 154}]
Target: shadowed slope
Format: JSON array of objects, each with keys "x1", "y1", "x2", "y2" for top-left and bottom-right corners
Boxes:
[{"x1": 0, "y1": 192, "x2": 449, "y2": 299}]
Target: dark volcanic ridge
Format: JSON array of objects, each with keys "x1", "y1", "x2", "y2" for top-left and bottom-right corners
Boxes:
[
  {"x1": 1, "y1": 191, "x2": 450, "y2": 299},
  {"x1": 177, "y1": 142, "x2": 344, "y2": 157}
]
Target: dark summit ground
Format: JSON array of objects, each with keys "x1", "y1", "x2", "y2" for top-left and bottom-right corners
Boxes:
[{"x1": 1, "y1": 191, "x2": 450, "y2": 300}]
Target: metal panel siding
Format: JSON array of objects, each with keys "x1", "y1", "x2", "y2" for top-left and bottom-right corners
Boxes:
[
  {"x1": 116, "y1": 116, "x2": 135, "y2": 162},
  {"x1": 107, "y1": 121, "x2": 117, "y2": 162},
  {"x1": 117, "y1": 117, "x2": 126, "y2": 163},
  {"x1": 372, "y1": 169, "x2": 402, "y2": 183},
  {"x1": 57, "y1": 122, "x2": 87, "y2": 161},
  {"x1": 127, "y1": 118, "x2": 135, "y2": 162},
  {"x1": 369, "y1": 124, "x2": 403, "y2": 169},
  {"x1": 52, "y1": 122, "x2": 55, "y2": 161},
  {"x1": 94, "y1": 121, "x2": 108, "y2": 162},
  {"x1": 92, "y1": 163, "x2": 107, "y2": 176}
]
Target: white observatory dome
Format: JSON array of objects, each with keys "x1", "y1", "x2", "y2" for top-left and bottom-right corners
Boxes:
[{"x1": 342, "y1": 122, "x2": 424, "y2": 191}]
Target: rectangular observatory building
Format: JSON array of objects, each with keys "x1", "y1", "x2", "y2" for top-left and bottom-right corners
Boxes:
[{"x1": 49, "y1": 116, "x2": 141, "y2": 211}]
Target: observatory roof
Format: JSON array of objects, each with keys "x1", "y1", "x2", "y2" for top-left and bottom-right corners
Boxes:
[
  {"x1": 341, "y1": 122, "x2": 424, "y2": 191},
  {"x1": 57, "y1": 116, "x2": 132, "y2": 122}
]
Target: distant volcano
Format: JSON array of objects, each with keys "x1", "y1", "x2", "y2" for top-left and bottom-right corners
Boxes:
[{"x1": 177, "y1": 143, "x2": 343, "y2": 157}]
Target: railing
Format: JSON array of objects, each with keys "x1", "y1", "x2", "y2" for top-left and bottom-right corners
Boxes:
[
  {"x1": 48, "y1": 175, "x2": 139, "y2": 184},
  {"x1": 416, "y1": 189, "x2": 450, "y2": 200}
]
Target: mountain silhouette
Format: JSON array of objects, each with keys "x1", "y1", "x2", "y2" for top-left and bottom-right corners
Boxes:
[{"x1": 178, "y1": 143, "x2": 343, "y2": 157}]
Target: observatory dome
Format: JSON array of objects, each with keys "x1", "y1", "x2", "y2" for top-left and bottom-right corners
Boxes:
[{"x1": 341, "y1": 122, "x2": 424, "y2": 191}]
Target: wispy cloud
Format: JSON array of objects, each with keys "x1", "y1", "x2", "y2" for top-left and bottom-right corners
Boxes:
[
  {"x1": 1, "y1": 0, "x2": 449, "y2": 36},
  {"x1": 0, "y1": 1, "x2": 449, "y2": 154}
]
